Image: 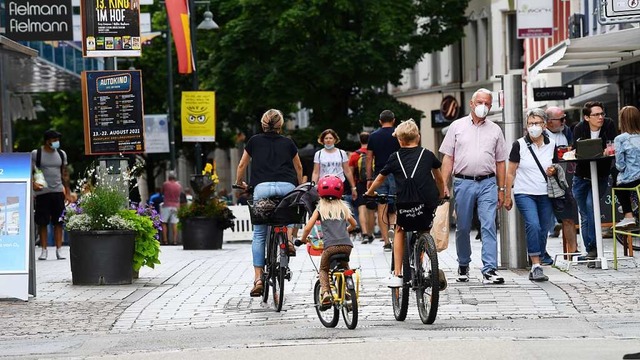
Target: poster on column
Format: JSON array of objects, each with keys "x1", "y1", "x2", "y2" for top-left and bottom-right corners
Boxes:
[
  {"x1": 82, "y1": 70, "x2": 145, "y2": 155},
  {"x1": 80, "y1": 0, "x2": 141, "y2": 57},
  {"x1": 181, "y1": 91, "x2": 216, "y2": 142}
]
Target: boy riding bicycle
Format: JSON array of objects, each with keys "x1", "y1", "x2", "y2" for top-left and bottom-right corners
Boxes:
[
  {"x1": 300, "y1": 175, "x2": 357, "y2": 309},
  {"x1": 364, "y1": 119, "x2": 446, "y2": 288}
]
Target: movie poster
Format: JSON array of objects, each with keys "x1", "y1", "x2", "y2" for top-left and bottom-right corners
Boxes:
[{"x1": 81, "y1": 0, "x2": 141, "y2": 57}]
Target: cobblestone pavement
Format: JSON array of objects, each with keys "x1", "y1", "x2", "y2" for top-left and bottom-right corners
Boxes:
[{"x1": 2, "y1": 231, "x2": 640, "y2": 343}]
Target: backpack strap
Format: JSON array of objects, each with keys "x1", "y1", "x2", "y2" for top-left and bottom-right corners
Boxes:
[
  {"x1": 410, "y1": 149, "x2": 425, "y2": 178},
  {"x1": 396, "y1": 149, "x2": 425, "y2": 179},
  {"x1": 36, "y1": 147, "x2": 42, "y2": 168}
]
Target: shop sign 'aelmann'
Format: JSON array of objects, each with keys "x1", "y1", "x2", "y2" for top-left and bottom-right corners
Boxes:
[{"x1": 3, "y1": 0, "x2": 73, "y2": 41}]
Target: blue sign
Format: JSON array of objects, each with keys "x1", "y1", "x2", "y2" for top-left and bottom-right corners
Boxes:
[
  {"x1": 0, "y1": 153, "x2": 33, "y2": 180},
  {"x1": 0, "y1": 182, "x2": 28, "y2": 272},
  {"x1": 0, "y1": 153, "x2": 31, "y2": 274}
]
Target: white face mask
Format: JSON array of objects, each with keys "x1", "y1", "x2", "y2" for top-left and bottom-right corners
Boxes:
[
  {"x1": 51, "y1": 141, "x2": 60, "y2": 149},
  {"x1": 474, "y1": 104, "x2": 489, "y2": 118},
  {"x1": 527, "y1": 125, "x2": 543, "y2": 138}
]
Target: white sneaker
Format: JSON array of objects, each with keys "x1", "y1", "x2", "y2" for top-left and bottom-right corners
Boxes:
[
  {"x1": 482, "y1": 269, "x2": 505, "y2": 284},
  {"x1": 383, "y1": 275, "x2": 403, "y2": 288},
  {"x1": 38, "y1": 249, "x2": 47, "y2": 260},
  {"x1": 615, "y1": 217, "x2": 636, "y2": 228},
  {"x1": 56, "y1": 248, "x2": 65, "y2": 260}
]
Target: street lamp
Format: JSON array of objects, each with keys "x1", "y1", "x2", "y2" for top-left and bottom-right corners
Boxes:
[
  {"x1": 189, "y1": 0, "x2": 217, "y2": 173},
  {"x1": 165, "y1": 1, "x2": 218, "y2": 171}
]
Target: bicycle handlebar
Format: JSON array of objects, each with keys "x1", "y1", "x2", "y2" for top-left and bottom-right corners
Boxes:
[{"x1": 363, "y1": 193, "x2": 397, "y2": 204}]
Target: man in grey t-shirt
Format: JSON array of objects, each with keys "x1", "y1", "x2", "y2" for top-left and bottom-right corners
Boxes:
[{"x1": 32, "y1": 129, "x2": 70, "y2": 260}]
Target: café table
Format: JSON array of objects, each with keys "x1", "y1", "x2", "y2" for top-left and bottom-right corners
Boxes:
[{"x1": 559, "y1": 154, "x2": 615, "y2": 270}]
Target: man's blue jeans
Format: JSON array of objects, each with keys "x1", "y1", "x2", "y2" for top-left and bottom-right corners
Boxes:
[
  {"x1": 572, "y1": 176, "x2": 608, "y2": 253},
  {"x1": 453, "y1": 177, "x2": 498, "y2": 274},
  {"x1": 252, "y1": 182, "x2": 295, "y2": 267},
  {"x1": 514, "y1": 194, "x2": 553, "y2": 257}
]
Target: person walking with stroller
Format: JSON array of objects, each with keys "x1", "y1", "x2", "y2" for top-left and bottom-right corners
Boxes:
[{"x1": 299, "y1": 175, "x2": 357, "y2": 308}]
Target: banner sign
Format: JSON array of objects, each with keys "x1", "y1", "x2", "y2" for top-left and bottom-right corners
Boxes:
[
  {"x1": 80, "y1": 0, "x2": 141, "y2": 57},
  {"x1": 144, "y1": 114, "x2": 170, "y2": 154},
  {"x1": 181, "y1": 91, "x2": 216, "y2": 142},
  {"x1": 3, "y1": 0, "x2": 73, "y2": 41},
  {"x1": 517, "y1": 0, "x2": 553, "y2": 38},
  {"x1": 82, "y1": 70, "x2": 145, "y2": 155}
]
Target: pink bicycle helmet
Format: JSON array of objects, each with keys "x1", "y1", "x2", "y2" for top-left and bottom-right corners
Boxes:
[{"x1": 317, "y1": 174, "x2": 344, "y2": 199}]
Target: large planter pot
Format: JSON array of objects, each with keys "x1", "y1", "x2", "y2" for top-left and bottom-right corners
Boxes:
[
  {"x1": 181, "y1": 217, "x2": 223, "y2": 250},
  {"x1": 69, "y1": 230, "x2": 136, "y2": 285}
]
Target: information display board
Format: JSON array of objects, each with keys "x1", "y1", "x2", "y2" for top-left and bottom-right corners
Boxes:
[
  {"x1": 0, "y1": 153, "x2": 32, "y2": 301},
  {"x1": 82, "y1": 70, "x2": 145, "y2": 155}
]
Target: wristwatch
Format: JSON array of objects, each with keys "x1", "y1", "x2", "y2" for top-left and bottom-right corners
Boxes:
[{"x1": 498, "y1": 186, "x2": 506, "y2": 191}]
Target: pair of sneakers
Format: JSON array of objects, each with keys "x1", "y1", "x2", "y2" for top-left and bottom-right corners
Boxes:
[
  {"x1": 38, "y1": 248, "x2": 65, "y2": 260},
  {"x1": 457, "y1": 265, "x2": 505, "y2": 284}
]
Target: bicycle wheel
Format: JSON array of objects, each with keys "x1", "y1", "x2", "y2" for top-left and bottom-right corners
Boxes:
[
  {"x1": 415, "y1": 233, "x2": 439, "y2": 324},
  {"x1": 272, "y1": 232, "x2": 286, "y2": 312},
  {"x1": 262, "y1": 227, "x2": 275, "y2": 303},
  {"x1": 342, "y1": 277, "x2": 358, "y2": 329},
  {"x1": 616, "y1": 232, "x2": 640, "y2": 251},
  {"x1": 314, "y1": 280, "x2": 338, "y2": 328},
  {"x1": 391, "y1": 233, "x2": 410, "y2": 321}
]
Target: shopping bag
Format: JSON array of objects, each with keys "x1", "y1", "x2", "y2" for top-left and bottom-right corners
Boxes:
[{"x1": 430, "y1": 201, "x2": 450, "y2": 252}]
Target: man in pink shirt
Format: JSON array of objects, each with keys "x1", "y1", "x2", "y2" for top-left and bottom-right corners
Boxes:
[
  {"x1": 439, "y1": 88, "x2": 508, "y2": 284},
  {"x1": 161, "y1": 171, "x2": 183, "y2": 245}
]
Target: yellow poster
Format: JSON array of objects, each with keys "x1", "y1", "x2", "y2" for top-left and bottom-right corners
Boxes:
[{"x1": 181, "y1": 91, "x2": 216, "y2": 142}]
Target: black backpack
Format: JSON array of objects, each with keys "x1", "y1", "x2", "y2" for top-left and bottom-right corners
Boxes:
[{"x1": 395, "y1": 149, "x2": 433, "y2": 231}]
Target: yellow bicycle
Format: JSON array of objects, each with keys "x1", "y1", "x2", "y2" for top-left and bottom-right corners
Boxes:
[{"x1": 296, "y1": 241, "x2": 361, "y2": 329}]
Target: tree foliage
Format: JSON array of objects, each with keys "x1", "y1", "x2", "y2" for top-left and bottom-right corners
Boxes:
[{"x1": 201, "y1": 0, "x2": 469, "y2": 137}]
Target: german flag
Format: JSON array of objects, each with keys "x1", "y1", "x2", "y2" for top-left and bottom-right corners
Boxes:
[{"x1": 165, "y1": 0, "x2": 194, "y2": 74}]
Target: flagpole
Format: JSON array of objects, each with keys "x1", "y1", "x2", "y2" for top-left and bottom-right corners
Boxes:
[{"x1": 189, "y1": 0, "x2": 203, "y2": 173}]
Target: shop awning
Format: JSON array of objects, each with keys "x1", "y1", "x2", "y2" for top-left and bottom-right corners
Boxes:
[
  {"x1": 528, "y1": 27, "x2": 640, "y2": 80},
  {"x1": 0, "y1": 36, "x2": 81, "y2": 93}
]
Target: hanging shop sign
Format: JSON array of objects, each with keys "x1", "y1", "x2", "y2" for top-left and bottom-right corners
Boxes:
[
  {"x1": 517, "y1": 0, "x2": 554, "y2": 38},
  {"x1": 80, "y1": 0, "x2": 141, "y2": 57},
  {"x1": 81, "y1": 70, "x2": 145, "y2": 155},
  {"x1": 3, "y1": 0, "x2": 73, "y2": 41}
]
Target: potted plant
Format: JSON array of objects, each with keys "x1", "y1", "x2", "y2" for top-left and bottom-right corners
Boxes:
[
  {"x1": 63, "y1": 162, "x2": 161, "y2": 285},
  {"x1": 177, "y1": 162, "x2": 235, "y2": 250}
]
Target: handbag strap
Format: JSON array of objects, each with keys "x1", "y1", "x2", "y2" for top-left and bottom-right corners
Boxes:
[
  {"x1": 526, "y1": 139, "x2": 548, "y2": 182},
  {"x1": 396, "y1": 148, "x2": 425, "y2": 179}
]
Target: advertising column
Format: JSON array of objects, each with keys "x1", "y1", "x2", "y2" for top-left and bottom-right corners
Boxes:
[{"x1": 0, "y1": 153, "x2": 32, "y2": 301}]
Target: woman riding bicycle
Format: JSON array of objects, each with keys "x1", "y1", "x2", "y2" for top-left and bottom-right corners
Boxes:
[
  {"x1": 364, "y1": 119, "x2": 445, "y2": 287},
  {"x1": 300, "y1": 175, "x2": 357, "y2": 309},
  {"x1": 234, "y1": 109, "x2": 303, "y2": 297}
]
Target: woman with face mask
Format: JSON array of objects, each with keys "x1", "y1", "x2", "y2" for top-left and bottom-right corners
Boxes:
[
  {"x1": 504, "y1": 108, "x2": 558, "y2": 282},
  {"x1": 312, "y1": 129, "x2": 357, "y2": 199}
]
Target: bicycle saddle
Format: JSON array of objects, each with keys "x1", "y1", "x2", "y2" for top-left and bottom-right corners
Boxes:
[{"x1": 329, "y1": 253, "x2": 350, "y2": 270}]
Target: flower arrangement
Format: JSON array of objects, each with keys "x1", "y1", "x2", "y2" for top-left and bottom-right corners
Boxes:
[
  {"x1": 177, "y1": 161, "x2": 235, "y2": 230},
  {"x1": 62, "y1": 160, "x2": 161, "y2": 271}
]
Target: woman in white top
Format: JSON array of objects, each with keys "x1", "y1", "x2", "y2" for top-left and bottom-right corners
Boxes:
[
  {"x1": 504, "y1": 108, "x2": 556, "y2": 282},
  {"x1": 312, "y1": 129, "x2": 357, "y2": 199}
]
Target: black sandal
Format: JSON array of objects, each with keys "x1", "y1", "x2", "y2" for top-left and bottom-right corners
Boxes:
[{"x1": 250, "y1": 279, "x2": 263, "y2": 297}]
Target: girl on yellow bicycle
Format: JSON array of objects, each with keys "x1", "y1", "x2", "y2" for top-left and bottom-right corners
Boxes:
[{"x1": 300, "y1": 174, "x2": 357, "y2": 308}]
